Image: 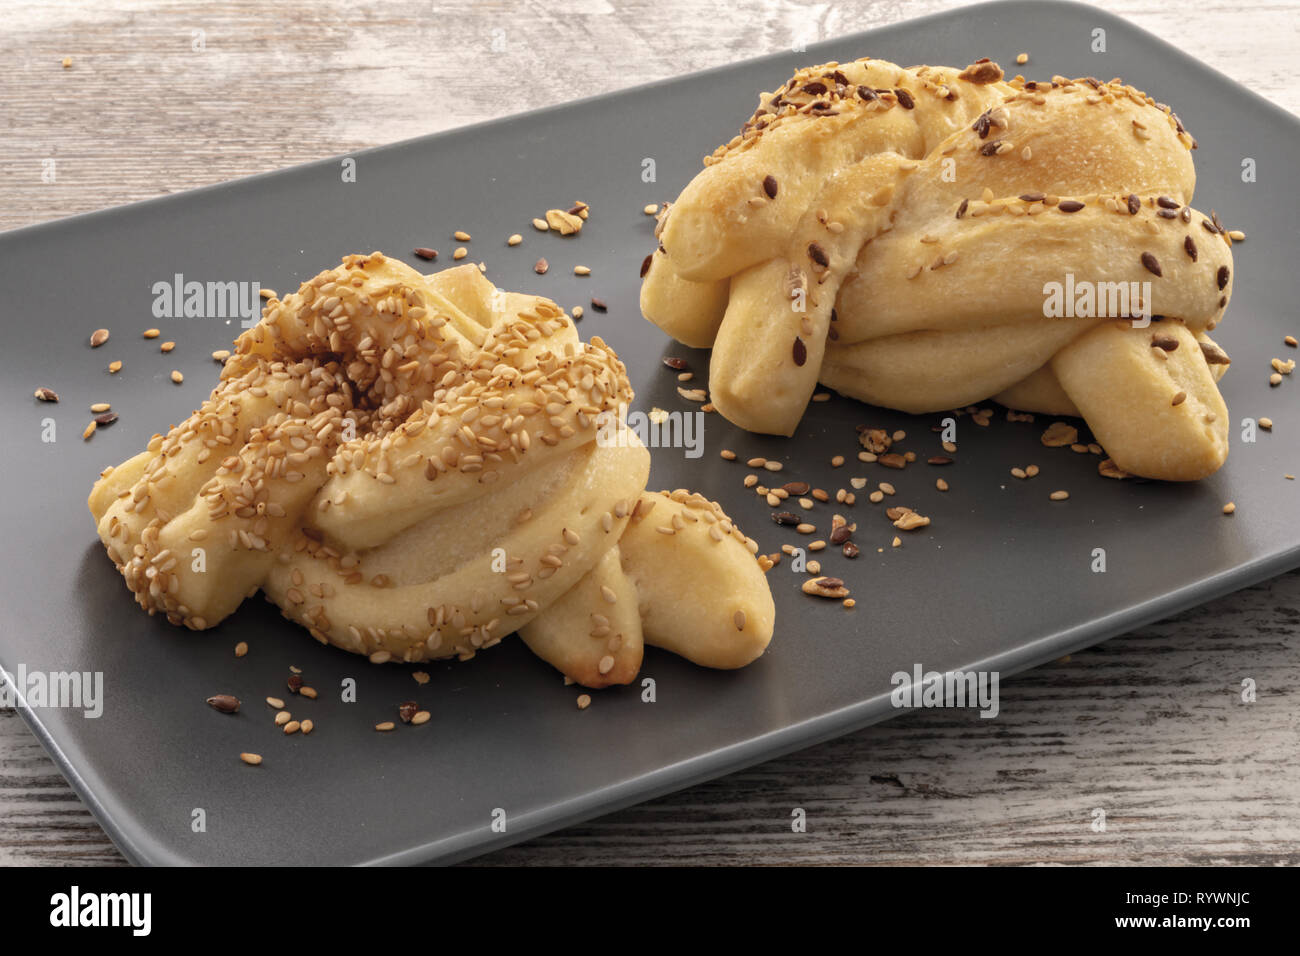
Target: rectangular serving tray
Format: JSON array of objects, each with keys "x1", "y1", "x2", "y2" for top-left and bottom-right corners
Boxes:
[{"x1": 1, "y1": 0, "x2": 1296, "y2": 865}]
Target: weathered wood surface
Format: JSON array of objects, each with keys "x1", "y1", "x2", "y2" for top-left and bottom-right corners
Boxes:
[{"x1": 1, "y1": 0, "x2": 1297, "y2": 865}]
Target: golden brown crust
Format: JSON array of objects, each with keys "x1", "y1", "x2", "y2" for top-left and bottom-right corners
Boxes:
[
  {"x1": 641, "y1": 57, "x2": 1235, "y2": 480},
  {"x1": 89, "y1": 254, "x2": 774, "y2": 686}
]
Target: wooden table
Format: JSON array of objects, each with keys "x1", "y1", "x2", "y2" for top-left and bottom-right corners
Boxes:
[{"x1": 3, "y1": 0, "x2": 1297, "y2": 866}]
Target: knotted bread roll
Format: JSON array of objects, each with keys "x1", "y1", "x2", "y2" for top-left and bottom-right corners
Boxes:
[
  {"x1": 641, "y1": 57, "x2": 1235, "y2": 480},
  {"x1": 89, "y1": 254, "x2": 773, "y2": 688}
]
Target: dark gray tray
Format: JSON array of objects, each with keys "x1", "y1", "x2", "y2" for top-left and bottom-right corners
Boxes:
[{"x1": 2, "y1": 0, "x2": 1296, "y2": 865}]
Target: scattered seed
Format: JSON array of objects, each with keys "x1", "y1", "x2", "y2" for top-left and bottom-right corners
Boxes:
[
  {"x1": 574, "y1": 265, "x2": 591, "y2": 276},
  {"x1": 143, "y1": 328, "x2": 160, "y2": 339},
  {"x1": 1259, "y1": 417, "x2": 1273, "y2": 430},
  {"x1": 534, "y1": 258, "x2": 549, "y2": 274},
  {"x1": 453, "y1": 230, "x2": 471, "y2": 242},
  {"x1": 170, "y1": 370, "x2": 183, "y2": 384},
  {"x1": 234, "y1": 641, "x2": 248, "y2": 658},
  {"x1": 82, "y1": 421, "x2": 97, "y2": 440},
  {"x1": 643, "y1": 203, "x2": 660, "y2": 215},
  {"x1": 94, "y1": 412, "x2": 118, "y2": 426},
  {"x1": 1222, "y1": 501, "x2": 1236, "y2": 515},
  {"x1": 89, "y1": 328, "x2": 110, "y2": 348},
  {"x1": 283, "y1": 720, "x2": 301, "y2": 735},
  {"x1": 301, "y1": 719, "x2": 314, "y2": 734},
  {"x1": 413, "y1": 247, "x2": 438, "y2": 260},
  {"x1": 274, "y1": 710, "x2": 291, "y2": 726},
  {"x1": 398, "y1": 701, "x2": 418, "y2": 724},
  {"x1": 34, "y1": 387, "x2": 58, "y2": 402},
  {"x1": 591, "y1": 297, "x2": 608, "y2": 312},
  {"x1": 577, "y1": 694, "x2": 592, "y2": 710},
  {"x1": 802, "y1": 576, "x2": 849, "y2": 599},
  {"x1": 109, "y1": 361, "x2": 122, "y2": 373},
  {"x1": 1049, "y1": 490, "x2": 1070, "y2": 501},
  {"x1": 240, "y1": 753, "x2": 263, "y2": 766},
  {"x1": 375, "y1": 721, "x2": 396, "y2": 732},
  {"x1": 1016, "y1": 52, "x2": 1029, "y2": 64},
  {"x1": 206, "y1": 694, "x2": 240, "y2": 714}
]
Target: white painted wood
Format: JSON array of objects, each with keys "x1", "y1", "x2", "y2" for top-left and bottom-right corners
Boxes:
[{"x1": 2, "y1": 0, "x2": 1296, "y2": 864}]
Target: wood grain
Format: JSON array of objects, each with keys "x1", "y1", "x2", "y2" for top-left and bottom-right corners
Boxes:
[{"x1": 2, "y1": 0, "x2": 1298, "y2": 866}]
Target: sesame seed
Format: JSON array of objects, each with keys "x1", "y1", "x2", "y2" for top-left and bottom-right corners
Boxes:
[
  {"x1": 720, "y1": 449, "x2": 736, "y2": 460},
  {"x1": 266, "y1": 696, "x2": 284, "y2": 709},
  {"x1": 1016, "y1": 53, "x2": 1029, "y2": 64},
  {"x1": 453, "y1": 230, "x2": 471, "y2": 242},
  {"x1": 301, "y1": 719, "x2": 314, "y2": 734},
  {"x1": 936, "y1": 478, "x2": 949, "y2": 491},
  {"x1": 283, "y1": 720, "x2": 301, "y2": 735},
  {"x1": 274, "y1": 710, "x2": 291, "y2": 726},
  {"x1": 574, "y1": 265, "x2": 591, "y2": 276},
  {"x1": 576, "y1": 694, "x2": 592, "y2": 710},
  {"x1": 643, "y1": 203, "x2": 659, "y2": 215},
  {"x1": 108, "y1": 361, "x2": 122, "y2": 373},
  {"x1": 170, "y1": 370, "x2": 183, "y2": 384},
  {"x1": 160, "y1": 341, "x2": 175, "y2": 353},
  {"x1": 453, "y1": 247, "x2": 468, "y2": 260},
  {"x1": 82, "y1": 421, "x2": 97, "y2": 440},
  {"x1": 234, "y1": 641, "x2": 248, "y2": 657},
  {"x1": 1285, "y1": 336, "x2": 1297, "y2": 348},
  {"x1": 1049, "y1": 490, "x2": 1070, "y2": 501},
  {"x1": 1222, "y1": 502, "x2": 1236, "y2": 515},
  {"x1": 239, "y1": 753, "x2": 263, "y2": 766},
  {"x1": 143, "y1": 328, "x2": 160, "y2": 339},
  {"x1": 532, "y1": 218, "x2": 548, "y2": 231},
  {"x1": 375, "y1": 721, "x2": 395, "y2": 732},
  {"x1": 1259, "y1": 417, "x2": 1273, "y2": 430}
]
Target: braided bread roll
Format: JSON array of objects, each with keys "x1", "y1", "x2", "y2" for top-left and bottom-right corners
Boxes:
[
  {"x1": 89, "y1": 254, "x2": 773, "y2": 688},
  {"x1": 642, "y1": 58, "x2": 1235, "y2": 480}
]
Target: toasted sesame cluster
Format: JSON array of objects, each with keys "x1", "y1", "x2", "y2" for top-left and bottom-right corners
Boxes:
[
  {"x1": 89, "y1": 253, "x2": 773, "y2": 687},
  {"x1": 643, "y1": 56, "x2": 1239, "y2": 480}
]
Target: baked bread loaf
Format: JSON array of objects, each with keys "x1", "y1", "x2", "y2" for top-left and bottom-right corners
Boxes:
[
  {"x1": 89, "y1": 253, "x2": 773, "y2": 688},
  {"x1": 641, "y1": 57, "x2": 1235, "y2": 480}
]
